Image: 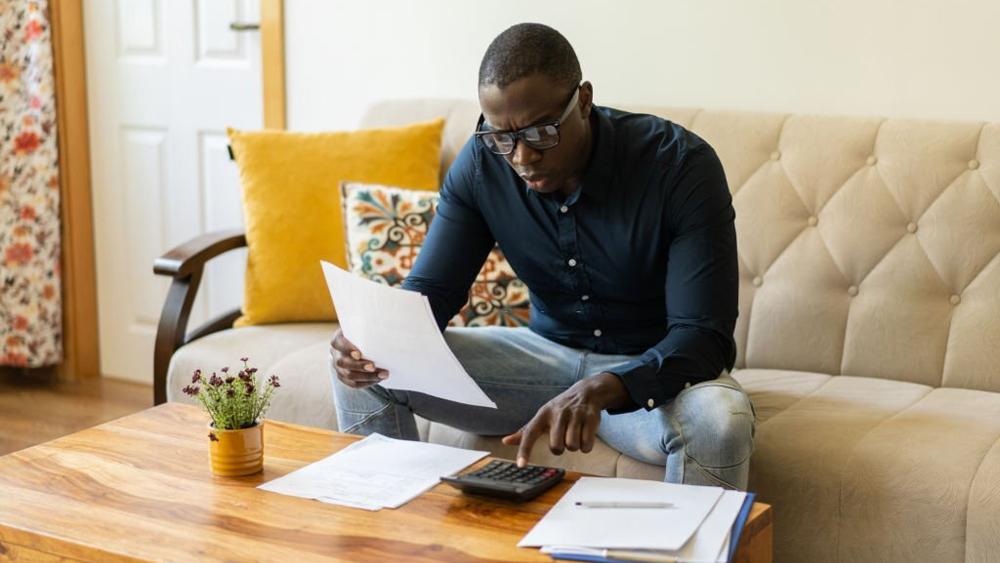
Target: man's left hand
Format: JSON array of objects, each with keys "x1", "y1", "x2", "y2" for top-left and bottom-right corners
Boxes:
[{"x1": 502, "y1": 372, "x2": 632, "y2": 467}]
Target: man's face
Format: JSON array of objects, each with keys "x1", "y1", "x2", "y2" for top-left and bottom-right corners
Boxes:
[{"x1": 478, "y1": 75, "x2": 593, "y2": 196}]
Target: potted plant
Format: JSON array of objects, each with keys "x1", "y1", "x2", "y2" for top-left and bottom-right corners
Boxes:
[{"x1": 182, "y1": 357, "x2": 280, "y2": 476}]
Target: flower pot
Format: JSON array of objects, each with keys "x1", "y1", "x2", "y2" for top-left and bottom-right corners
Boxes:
[{"x1": 208, "y1": 421, "x2": 263, "y2": 476}]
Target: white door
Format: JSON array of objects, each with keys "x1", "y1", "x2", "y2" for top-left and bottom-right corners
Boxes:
[{"x1": 86, "y1": 0, "x2": 262, "y2": 383}]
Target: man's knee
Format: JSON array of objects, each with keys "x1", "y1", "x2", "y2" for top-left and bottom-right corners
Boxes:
[{"x1": 675, "y1": 384, "x2": 755, "y2": 469}]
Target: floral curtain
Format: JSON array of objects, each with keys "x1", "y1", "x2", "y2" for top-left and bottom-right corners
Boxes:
[{"x1": 0, "y1": 0, "x2": 61, "y2": 367}]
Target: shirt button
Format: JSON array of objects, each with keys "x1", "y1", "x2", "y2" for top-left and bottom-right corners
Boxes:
[
  {"x1": 593, "y1": 329, "x2": 602, "y2": 337},
  {"x1": 647, "y1": 398, "x2": 655, "y2": 408},
  {"x1": 560, "y1": 205, "x2": 569, "y2": 213},
  {"x1": 581, "y1": 295, "x2": 590, "y2": 301},
  {"x1": 568, "y1": 258, "x2": 578, "y2": 267}
]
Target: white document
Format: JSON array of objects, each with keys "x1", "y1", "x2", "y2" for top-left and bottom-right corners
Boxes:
[
  {"x1": 258, "y1": 433, "x2": 488, "y2": 510},
  {"x1": 321, "y1": 261, "x2": 496, "y2": 408},
  {"x1": 536, "y1": 489, "x2": 745, "y2": 562},
  {"x1": 519, "y1": 477, "x2": 724, "y2": 551}
]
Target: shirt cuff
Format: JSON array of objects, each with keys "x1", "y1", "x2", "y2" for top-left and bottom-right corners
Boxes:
[{"x1": 605, "y1": 355, "x2": 690, "y2": 415}]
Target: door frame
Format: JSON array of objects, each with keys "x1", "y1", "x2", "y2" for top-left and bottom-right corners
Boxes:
[{"x1": 49, "y1": 0, "x2": 286, "y2": 380}]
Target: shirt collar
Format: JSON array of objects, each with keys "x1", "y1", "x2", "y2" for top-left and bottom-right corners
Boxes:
[
  {"x1": 579, "y1": 107, "x2": 615, "y2": 203},
  {"x1": 524, "y1": 107, "x2": 615, "y2": 204}
]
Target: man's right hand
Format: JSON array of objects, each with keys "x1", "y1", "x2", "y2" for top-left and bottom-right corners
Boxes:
[{"x1": 330, "y1": 329, "x2": 389, "y2": 389}]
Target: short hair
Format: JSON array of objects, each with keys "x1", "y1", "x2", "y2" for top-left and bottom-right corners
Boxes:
[{"x1": 478, "y1": 23, "x2": 582, "y2": 90}]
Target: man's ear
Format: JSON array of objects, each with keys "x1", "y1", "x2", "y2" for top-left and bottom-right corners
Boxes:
[{"x1": 578, "y1": 81, "x2": 594, "y2": 120}]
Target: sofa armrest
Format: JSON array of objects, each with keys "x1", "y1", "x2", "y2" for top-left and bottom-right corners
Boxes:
[
  {"x1": 152, "y1": 229, "x2": 247, "y2": 405},
  {"x1": 154, "y1": 229, "x2": 247, "y2": 277}
]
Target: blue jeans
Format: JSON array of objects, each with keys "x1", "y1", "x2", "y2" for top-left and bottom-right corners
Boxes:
[{"x1": 331, "y1": 327, "x2": 756, "y2": 489}]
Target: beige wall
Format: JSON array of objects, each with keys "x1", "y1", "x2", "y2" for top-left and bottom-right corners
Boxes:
[{"x1": 285, "y1": 0, "x2": 1000, "y2": 131}]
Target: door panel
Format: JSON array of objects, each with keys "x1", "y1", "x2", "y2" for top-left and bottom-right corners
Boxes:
[{"x1": 87, "y1": 0, "x2": 262, "y2": 383}]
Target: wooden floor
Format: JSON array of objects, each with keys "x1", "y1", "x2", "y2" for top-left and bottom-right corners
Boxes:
[{"x1": 0, "y1": 369, "x2": 151, "y2": 456}]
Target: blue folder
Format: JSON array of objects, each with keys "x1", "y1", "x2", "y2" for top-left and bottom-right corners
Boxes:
[{"x1": 547, "y1": 492, "x2": 757, "y2": 563}]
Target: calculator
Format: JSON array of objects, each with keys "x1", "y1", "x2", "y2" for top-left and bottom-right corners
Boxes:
[{"x1": 440, "y1": 459, "x2": 565, "y2": 502}]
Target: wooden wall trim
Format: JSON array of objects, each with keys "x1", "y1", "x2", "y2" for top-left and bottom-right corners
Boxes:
[
  {"x1": 261, "y1": 0, "x2": 286, "y2": 130},
  {"x1": 49, "y1": 0, "x2": 100, "y2": 380}
]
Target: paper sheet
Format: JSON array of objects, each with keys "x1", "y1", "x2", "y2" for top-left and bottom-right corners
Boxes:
[
  {"x1": 520, "y1": 477, "x2": 724, "y2": 551},
  {"x1": 321, "y1": 261, "x2": 496, "y2": 408},
  {"x1": 258, "y1": 433, "x2": 488, "y2": 510},
  {"x1": 537, "y1": 489, "x2": 745, "y2": 562}
]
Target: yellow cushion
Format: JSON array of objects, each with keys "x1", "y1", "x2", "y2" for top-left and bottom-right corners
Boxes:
[{"x1": 227, "y1": 119, "x2": 444, "y2": 326}]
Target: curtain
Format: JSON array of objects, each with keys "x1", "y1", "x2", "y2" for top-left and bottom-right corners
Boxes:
[{"x1": 0, "y1": 0, "x2": 61, "y2": 367}]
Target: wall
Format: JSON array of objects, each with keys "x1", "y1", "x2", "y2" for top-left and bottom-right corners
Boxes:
[{"x1": 285, "y1": 0, "x2": 1000, "y2": 132}]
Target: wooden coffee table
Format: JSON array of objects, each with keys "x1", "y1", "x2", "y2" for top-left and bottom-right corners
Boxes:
[{"x1": 0, "y1": 404, "x2": 772, "y2": 562}]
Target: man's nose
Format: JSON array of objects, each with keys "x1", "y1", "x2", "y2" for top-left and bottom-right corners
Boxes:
[{"x1": 510, "y1": 140, "x2": 542, "y2": 166}]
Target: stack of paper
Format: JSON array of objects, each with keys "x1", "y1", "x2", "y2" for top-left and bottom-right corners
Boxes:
[
  {"x1": 258, "y1": 434, "x2": 488, "y2": 510},
  {"x1": 520, "y1": 477, "x2": 750, "y2": 563}
]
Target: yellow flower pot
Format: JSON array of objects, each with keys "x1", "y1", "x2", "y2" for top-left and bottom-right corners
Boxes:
[{"x1": 208, "y1": 422, "x2": 263, "y2": 476}]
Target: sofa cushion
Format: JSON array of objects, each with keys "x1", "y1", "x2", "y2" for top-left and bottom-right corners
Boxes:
[
  {"x1": 167, "y1": 323, "x2": 338, "y2": 429},
  {"x1": 226, "y1": 119, "x2": 443, "y2": 327},
  {"x1": 735, "y1": 369, "x2": 1000, "y2": 563},
  {"x1": 340, "y1": 181, "x2": 530, "y2": 327}
]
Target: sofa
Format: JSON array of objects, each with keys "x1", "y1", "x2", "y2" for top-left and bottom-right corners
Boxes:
[{"x1": 156, "y1": 100, "x2": 1000, "y2": 563}]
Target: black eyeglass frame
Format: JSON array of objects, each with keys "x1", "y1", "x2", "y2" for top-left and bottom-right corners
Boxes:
[{"x1": 474, "y1": 85, "x2": 582, "y2": 155}]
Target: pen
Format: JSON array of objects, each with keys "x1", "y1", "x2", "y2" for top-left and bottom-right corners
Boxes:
[{"x1": 574, "y1": 501, "x2": 675, "y2": 509}]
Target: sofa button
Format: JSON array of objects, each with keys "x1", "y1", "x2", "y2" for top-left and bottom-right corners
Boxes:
[
  {"x1": 581, "y1": 294, "x2": 590, "y2": 301},
  {"x1": 848, "y1": 285, "x2": 859, "y2": 296},
  {"x1": 593, "y1": 329, "x2": 602, "y2": 337},
  {"x1": 752, "y1": 276, "x2": 762, "y2": 287},
  {"x1": 867, "y1": 155, "x2": 878, "y2": 166},
  {"x1": 907, "y1": 222, "x2": 918, "y2": 233},
  {"x1": 647, "y1": 398, "x2": 655, "y2": 408},
  {"x1": 969, "y1": 159, "x2": 980, "y2": 170},
  {"x1": 950, "y1": 294, "x2": 961, "y2": 305},
  {"x1": 808, "y1": 216, "x2": 818, "y2": 227},
  {"x1": 560, "y1": 205, "x2": 569, "y2": 213},
  {"x1": 568, "y1": 258, "x2": 577, "y2": 267},
  {"x1": 770, "y1": 151, "x2": 781, "y2": 161}
]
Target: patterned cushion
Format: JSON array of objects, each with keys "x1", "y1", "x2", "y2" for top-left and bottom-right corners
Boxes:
[{"x1": 341, "y1": 182, "x2": 530, "y2": 327}]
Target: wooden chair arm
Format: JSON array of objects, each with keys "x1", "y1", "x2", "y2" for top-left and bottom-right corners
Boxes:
[
  {"x1": 153, "y1": 229, "x2": 247, "y2": 277},
  {"x1": 152, "y1": 229, "x2": 248, "y2": 405}
]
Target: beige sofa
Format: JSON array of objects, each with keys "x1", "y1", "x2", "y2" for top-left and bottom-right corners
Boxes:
[{"x1": 158, "y1": 101, "x2": 1000, "y2": 563}]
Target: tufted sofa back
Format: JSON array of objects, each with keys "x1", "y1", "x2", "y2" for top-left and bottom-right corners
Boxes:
[{"x1": 361, "y1": 101, "x2": 1000, "y2": 392}]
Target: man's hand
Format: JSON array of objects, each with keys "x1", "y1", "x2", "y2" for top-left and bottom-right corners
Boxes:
[
  {"x1": 329, "y1": 329, "x2": 389, "y2": 389},
  {"x1": 502, "y1": 372, "x2": 631, "y2": 467}
]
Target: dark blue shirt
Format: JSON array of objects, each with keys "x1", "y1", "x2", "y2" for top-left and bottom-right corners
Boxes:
[{"x1": 402, "y1": 106, "x2": 738, "y2": 413}]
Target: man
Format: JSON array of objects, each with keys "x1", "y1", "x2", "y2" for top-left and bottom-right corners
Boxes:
[{"x1": 330, "y1": 23, "x2": 755, "y2": 489}]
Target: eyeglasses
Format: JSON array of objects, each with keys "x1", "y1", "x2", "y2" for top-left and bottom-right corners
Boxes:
[{"x1": 475, "y1": 85, "x2": 581, "y2": 155}]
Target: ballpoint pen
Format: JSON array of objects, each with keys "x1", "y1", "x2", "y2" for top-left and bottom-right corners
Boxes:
[{"x1": 574, "y1": 501, "x2": 675, "y2": 509}]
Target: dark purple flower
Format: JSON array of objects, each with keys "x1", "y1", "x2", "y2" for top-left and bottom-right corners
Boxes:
[
  {"x1": 246, "y1": 383, "x2": 255, "y2": 394},
  {"x1": 191, "y1": 369, "x2": 202, "y2": 383},
  {"x1": 226, "y1": 388, "x2": 236, "y2": 398},
  {"x1": 224, "y1": 376, "x2": 235, "y2": 384},
  {"x1": 240, "y1": 357, "x2": 248, "y2": 362},
  {"x1": 249, "y1": 367, "x2": 258, "y2": 374},
  {"x1": 182, "y1": 385, "x2": 200, "y2": 396},
  {"x1": 268, "y1": 375, "x2": 281, "y2": 388},
  {"x1": 208, "y1": 432, "x2": 219, "y2": 442},
  {"x1": 221, "y1": 366, "x2": 229, "y2": 373},
  {"x1": 209, "y1": 374, "x2": 223, "y2": 386},
  {"x1": 239, "y1": 371, "x2": 252, "y2": 382}
]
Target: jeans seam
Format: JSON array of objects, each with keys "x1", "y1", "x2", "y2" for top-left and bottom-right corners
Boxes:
[
  {"x1": 687, "y1": 458, "x2": 742, "y2": 489},
  {"x1": 341, "y1": 401, "x2": 394, "y2": 434}
]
